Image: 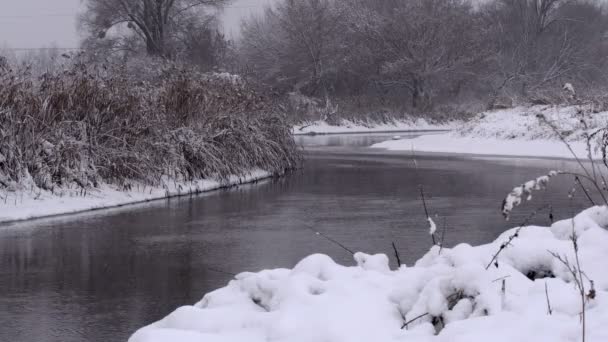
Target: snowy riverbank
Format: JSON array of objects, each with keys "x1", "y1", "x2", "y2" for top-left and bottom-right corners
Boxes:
[
  {"x1": 293, "y1": 118, "x2": 454, "y2": 135},
  {"x1": 0, "y1": 170, "x2": 271, "y2": 224},
  {"x1": 129, "y1": 206, "x2": 608, "y2": 342},
  {"x1": 372, "y1": 105, "x2": 608, "y2": 159}
]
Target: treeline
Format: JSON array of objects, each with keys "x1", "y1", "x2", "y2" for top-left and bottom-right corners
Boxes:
[{"x1": 237, "y1": 0, "x2": 608, "y2": 119}]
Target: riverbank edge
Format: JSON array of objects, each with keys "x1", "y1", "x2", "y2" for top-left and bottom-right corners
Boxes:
[
  {"x1": 370, "y1": 133, "x2": 591, "y2": 160},
  {"x1": 292, "y1": 119, "x2": 456, "y2": 135},
  {"x1": 0, "y1": 170, "x2": 272, "y2": 225},
  {"x1": 371, "y1": 105, "x2": 608, "y2": 160}
]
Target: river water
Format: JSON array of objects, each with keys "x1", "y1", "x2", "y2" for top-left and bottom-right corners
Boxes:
[{"x1": 0, "y1": 133, "x2": 590, "y2": 342}]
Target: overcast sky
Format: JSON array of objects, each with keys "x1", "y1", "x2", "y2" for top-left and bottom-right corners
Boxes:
[{"x1": 0, "y1": 0, "x2": 271, "y2": 50}]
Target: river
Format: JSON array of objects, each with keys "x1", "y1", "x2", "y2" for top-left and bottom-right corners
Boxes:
[{"x1": 0, "y1": 132, "x2": 590, "y2": 341}]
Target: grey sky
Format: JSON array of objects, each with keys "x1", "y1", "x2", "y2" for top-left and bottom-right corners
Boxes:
[{"x1": 0, "y1": 0, "x2": 271, "y2": 49}]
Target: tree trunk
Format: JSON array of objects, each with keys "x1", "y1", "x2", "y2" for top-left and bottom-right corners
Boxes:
[{"x1": 412, "y1": 77, "x2": 431, "y2": 110}]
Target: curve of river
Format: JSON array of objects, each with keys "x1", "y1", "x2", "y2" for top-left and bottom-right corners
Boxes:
[{"x1": 0, "y1": 132, "x2": 590, "y2": 342}]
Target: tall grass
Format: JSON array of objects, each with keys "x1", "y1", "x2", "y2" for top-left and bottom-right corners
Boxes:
[{"x1": 0, "y1": 55, "x2": 300, "y2": 192}]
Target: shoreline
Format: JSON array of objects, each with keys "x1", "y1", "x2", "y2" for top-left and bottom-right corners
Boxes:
[
  {"x1": 293, "y1": 128, "x2": 450, "y2": 136},
  {"x1": 292, "y1": 119, "x2": 455, "y2": 136},
  {"x1": 371, "y1": 134, "x2": 596, "y2": 161},
  {"x1": 0, "y1": 170, "x2": 272, "y2": 225}
]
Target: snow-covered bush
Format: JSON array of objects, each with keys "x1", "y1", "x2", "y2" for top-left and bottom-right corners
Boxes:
[{"x1": 129, "y1": 207, "x2": 608, "y2": 342}]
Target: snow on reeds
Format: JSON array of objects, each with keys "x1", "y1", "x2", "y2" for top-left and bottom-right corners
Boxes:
[{"x1": 0, "y1": 56, "x2": 300, "y2": 194}]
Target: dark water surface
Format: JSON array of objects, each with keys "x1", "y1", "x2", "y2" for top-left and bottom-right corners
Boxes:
[{"x1": 0, "y1": 133, "x2": 590, "y2": 342}]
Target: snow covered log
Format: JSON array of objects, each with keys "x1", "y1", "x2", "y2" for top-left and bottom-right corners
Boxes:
[{"x1": 130, "y1": 206, "x2": 608, "y2": 342}]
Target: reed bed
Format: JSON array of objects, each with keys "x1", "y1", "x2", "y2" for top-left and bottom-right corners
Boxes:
[{"x1": 0, "y1": 56, "x2": 300, "y2": 192}]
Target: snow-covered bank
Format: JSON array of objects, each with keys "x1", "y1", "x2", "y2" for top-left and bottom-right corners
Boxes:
[
  {"x1": 372, "y1": 105, "x2": 608, "y2": 159},
  {"x1": 373, "y1": 133, "x2": 593, "y2": 159},
  {"x1": 293, "y1": 118, "x2": 454, "y2": 135},
  {"x1": 129, "y1": 206, "x2": 608, "y2": 342},
  {"x1": 0, "y1": 170, "x2": 270, "y2": 224}
]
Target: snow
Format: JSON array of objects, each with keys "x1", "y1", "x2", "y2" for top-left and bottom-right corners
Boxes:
[
  {"x1": 372, "y1": 105, "x2": 608, "y2": 159},
  {"x1": 0, "y1": 170, "x2": 271, "y2": 224},
  {"x1": 293, "y1": 118, "x2": 454, "y2": 135},
  {"x1": 428, "y1": 217, "x2": 437, "y2": 235},
  {"x1": 502, "y1": 171, "x2": 559, "y2": 219},
  {"x1": 129, "y1": 206, "x2": 608, "y2": 342}
]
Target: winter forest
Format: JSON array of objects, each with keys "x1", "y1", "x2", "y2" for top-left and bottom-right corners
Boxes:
[{"x1": 3, "y1": 1, "x2": 608, "y2": 342}]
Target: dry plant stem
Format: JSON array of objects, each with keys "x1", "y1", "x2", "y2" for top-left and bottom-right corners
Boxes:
[
  {"x1": 549, "y1": 219, "x2": 589, "y2": 342},
  {"x1": 558, "y1": 171, "x2": 607, "y2": 205},
  {"x1": 304, "y1": 224, "x2": 354, "y2": 256},
  {"x1": 410, "y1": 148, "x2": 436, "y2": 245},
  {"x1": 539, "y1": 114, "x2": 607, "y2": 205},
  {"x1": 438, "y1": 217, "x2": 447, "y2": 255},
  {"x1": 391, "y1": 242, "x2": 402, "y2": 268},
  {"x1": 579, "y1": 118, "x2": 599, "y2": 183},
  {"x1": 545, "y1": 282, "x2": 553, "y2": 315},
  {"x1": 419, "y1": 185, "x2": 436, "y2": 245},
  {"x1": 401, "y1": 312, "x2": 429, "y2": 330},
  {"x1": 486, "y1": 204, "x2": 551, "y2": 270},
  {"x1": 573, "y1": 235, "x2": 586, "y2": 342},
  {"x1": 574, "y1": 176, "x2": 595, "y2": 206}
]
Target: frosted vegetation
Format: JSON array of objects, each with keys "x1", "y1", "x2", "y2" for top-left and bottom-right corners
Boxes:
[{"x1": 0, "y1": 56, "x2": 300, "y2": 198}]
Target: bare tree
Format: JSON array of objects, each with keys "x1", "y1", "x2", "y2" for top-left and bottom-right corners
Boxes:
[
  {"x1": 81, "y1": 0, "x2": 227, "y2": 57},
  {"x1": 240, "y1": 0, "x2": 344, "y2": 96},
  {"x1": 344, "y1": 0, "x2": 491, "y2": 109},
  {"x1": 483, "y1": 0, "x2": 608, "y2": 101}
]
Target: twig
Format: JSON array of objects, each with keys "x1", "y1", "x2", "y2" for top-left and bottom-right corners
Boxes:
[
  {"x1": 419, "y1": 185, "x2": 436, "y2": 245},
  {"x1": 492, "y1": 275, "x2": 511, "y2": 282},
  {"x1": 574, "y1": 176, "x2": 595, "y2": 206},
  {"x1": 538, "y1": 114, "x2": 608, "y2": 205},
  {"x1": 401, "y1": 312, "x2": 429, "y2": 330},
  {"x1": 391, "y1": 241, "x2": 402, "y2": 268},
  {"x1": 304, "y1": 225, "x2": 354, "y2": 255},
  {"x1": 438, "y1": 216, "x2": 447, "y2": 255},
  {"x1": 486, "y1": 204, "x2": 550, "y2": 270},
  {"x1": 545, "y1": 282, "x2": 553, "y2": 315}
]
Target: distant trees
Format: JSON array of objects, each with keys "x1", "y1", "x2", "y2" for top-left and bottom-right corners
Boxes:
[
  {"x1": 76, "y1": 0, "x2": 608, "y2": 117},
  {"x1": 345, "y1": 0, "x2": 491, "y2": 110},
  {"x1": 240, "y1": 0, "x2": 343, "y2": 96},
  {"x1": 81, "y1": 0, "x2": 229, "y2": 70},
  {"x1": 238, "y1": 0, "x2": 608, "y2": 115},
  {"x1": 483, "y1": 0, "x2": 608, "y2": 101}
]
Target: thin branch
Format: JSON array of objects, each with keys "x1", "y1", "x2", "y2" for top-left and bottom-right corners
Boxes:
[{"x1": 401, "y1": 312, "x2": 429, "y2": 330}]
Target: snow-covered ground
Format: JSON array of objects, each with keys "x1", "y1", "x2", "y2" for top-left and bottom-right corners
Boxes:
[
  {"x1": 129, "y1": 206, "x2": 608, "y2": 342},
  {"x1": 0, "y1": 170, "x2": 270, "y2": 224},
  {"x1": 293, "y1": 118, "x2": 454, "y2": 135},
  {"x1": 372, "y1": 105, "x2": 608, "y2": 159}
]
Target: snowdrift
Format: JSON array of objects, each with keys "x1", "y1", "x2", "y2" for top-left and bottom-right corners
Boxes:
[
  {"x1": 372, "y1": 105, "x2": 608, "y2": 159},
  {"x1": 129, "y1": 206, "x2": 608, "y2": 342}
]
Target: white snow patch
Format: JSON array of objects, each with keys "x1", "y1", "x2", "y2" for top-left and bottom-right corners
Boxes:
[
  {"x1": 428, "y1": 217, "x2": 437, "y2": 235},
  {"x1": 0, "y1": 170, "x2": 271, "y2": 223},
  {"x1": 372, "y1": 105, "x2": 608, "y2": 159},
  {"x1": 129, "y1": 206, "x2": 608, "y2": 342}
]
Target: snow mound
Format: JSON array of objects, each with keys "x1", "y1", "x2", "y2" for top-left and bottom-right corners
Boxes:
[{"x1": 129, "y1": 207, "x2": 608, "y2": 342}]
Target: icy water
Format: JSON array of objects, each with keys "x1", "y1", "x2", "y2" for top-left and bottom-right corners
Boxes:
[{"x1": 0, "y1": 132, "x2": 591, "y2": 342}]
